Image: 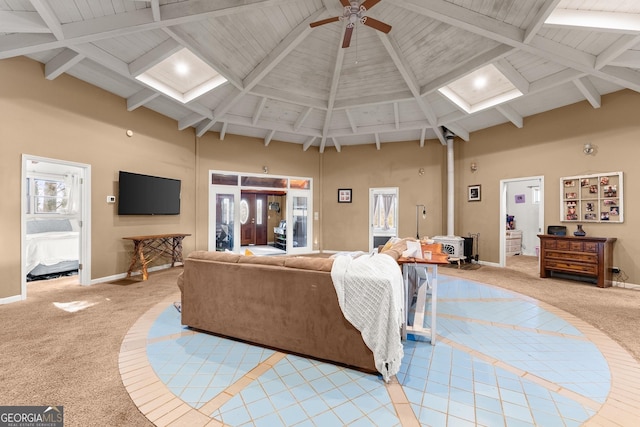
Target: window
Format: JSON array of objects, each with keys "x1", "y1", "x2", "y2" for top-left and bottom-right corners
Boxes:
[
  {"x1": 372, "y1": 192, "x2": 397, "y2": 232},
  {"x1": 531, "y1": 186, "x2": 540, "y2": 204},
  {"x1": 26, "y1": 177, "x2": 69, "y2": 214}
]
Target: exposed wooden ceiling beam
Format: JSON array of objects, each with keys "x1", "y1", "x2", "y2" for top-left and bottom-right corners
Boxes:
[
  {"x1": 253, "y1": 97, "x2": 268, "y2": 126},
  {"x1": 44, "y1": 49, "x2": 84, "y2": 80},
  {"x1": 573, "y1": 77, "x2": 601, "y2": 109},
  {"x1": 127, "y1": 88, "x2": 160, "y2": 111}
]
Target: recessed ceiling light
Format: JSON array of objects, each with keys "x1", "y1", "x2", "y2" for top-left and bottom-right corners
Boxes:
[
  {"x1": 474, "y1": 76, "x2": 487, "y2": 89},
  {"x1": 175, "y1": 62, "x2": 189, "y2": 76}
]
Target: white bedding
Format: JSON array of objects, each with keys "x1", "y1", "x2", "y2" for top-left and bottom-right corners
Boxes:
[
  {"x1": 25, "y1": 231, "x2": 79, "y2": 274},
  {"x1": 330, "y1": 252, "x2": 404, "y2": 382}
]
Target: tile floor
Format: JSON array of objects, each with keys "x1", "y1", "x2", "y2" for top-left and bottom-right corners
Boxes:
[{"x1": 119, "y1": 275, "x2": 640, "y2": 426}]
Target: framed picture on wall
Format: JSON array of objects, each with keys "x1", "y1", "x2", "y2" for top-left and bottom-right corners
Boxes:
[
  {"x1": 338, "y1": 188, "x2": 352, "y2": 203},
  {"x1": 468, "y1": 185, "x2": 481, "y2": 202}
]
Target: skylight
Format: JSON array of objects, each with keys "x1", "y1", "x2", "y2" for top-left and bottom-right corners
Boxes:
[
  {"x1": 438, "y1": 64, "x2": 522, "y2": 114},
  {"x1": 135, "y1": 48, "x2": 226, "y2": 104},
  {"x1": 545, "y1": 0, "x2": 640, "y2": 32}
]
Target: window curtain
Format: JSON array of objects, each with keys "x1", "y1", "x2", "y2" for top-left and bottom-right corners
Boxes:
[
  {"x1": 373, "y1": 195, "x2": 382, "y2": 228},
  {"x1": 64, "y1": 174, "x2": 80, "y2": 214},
  {"x1": 382, "y1": 194, "x2": 394, "y2": 230}
]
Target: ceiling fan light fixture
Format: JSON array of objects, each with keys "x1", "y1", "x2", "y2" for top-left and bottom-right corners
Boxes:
[{"x1": 310, "y1": 0, "x2": 390, "y2": 48}]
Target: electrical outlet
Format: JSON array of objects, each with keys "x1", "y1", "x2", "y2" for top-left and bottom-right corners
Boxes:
[
  {"x1": 611, "y1": 267, "x2": 620, "y2": 274},
  {"x1": 106, "y1": 195, "x2": 116, "y2": 204}
]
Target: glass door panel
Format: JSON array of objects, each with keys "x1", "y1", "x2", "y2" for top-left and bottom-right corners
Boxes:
[
  {"x1": 210, "y1": 182, "x2": 240, "y2": 252},
  {"x1": 288, "y1": 190, "x2": 312, "y2": 254},
  {"x1": 215, "y1": 193, "x2": 235, "y2": 251}
]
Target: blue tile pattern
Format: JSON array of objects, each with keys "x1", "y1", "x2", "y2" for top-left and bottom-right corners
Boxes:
[
  {"x1": 212, "y1": 355, "x2": 399, "y2": 426},
  {"x1": 142, "y1": 275, "x2": 611, "y2": 426}
]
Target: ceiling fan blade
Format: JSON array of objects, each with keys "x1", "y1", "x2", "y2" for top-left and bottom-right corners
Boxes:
[
  {"x1": 342, "y1": 25, "x2": 354, "y2": 48},
  {"x1": 339, "y1": 0, "x2": 350, "y2": 6},
  {"x1": 362, "y1": 16, "x2": 392, "y2": 33},
  {"x1": 310, "y1": 16, "x2": 341, "y2": 28},
  {"x1": 361, "y1": 0, "x2": 382, "y2": 11}
]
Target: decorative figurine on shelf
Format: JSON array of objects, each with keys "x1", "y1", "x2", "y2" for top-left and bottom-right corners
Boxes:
[{"x1": 574, "y1": 224, "x2": 586, "y2": 236}]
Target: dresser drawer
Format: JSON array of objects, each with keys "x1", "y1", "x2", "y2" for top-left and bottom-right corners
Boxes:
[
  {"x1": 506, "y1": 243, "x2": 521, "y2": 255},
  {"x1": 546, "y1": 250, "x2": 597, "y2": 263},
  {"x1": 543, "y1": 240, "x2": 593, "y2": 253},
  {"x1": 583, "y1": 242, "x2": 597, "y2": 252},
  {"x1": 544, "y1": 260, "x2": 598, "y2": 276}
]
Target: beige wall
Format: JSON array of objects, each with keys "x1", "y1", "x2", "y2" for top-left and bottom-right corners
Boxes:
[
  {"x1": 1, "y1": 57, "x2": 197, "y2": 298},
  {"x1": 454, "y1": 90, "x2": 639, "y2": 281},
  {"x1": 321, "y1": 142, "x2": 446, "y2": 251},
  {"x1": 2, "y1": 56, "x2": 639, "y2": 300}
]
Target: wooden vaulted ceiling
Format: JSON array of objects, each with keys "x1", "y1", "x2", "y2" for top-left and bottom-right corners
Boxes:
[{"x1": 2, "y1": 0, "x2": 640, "y2": 151}]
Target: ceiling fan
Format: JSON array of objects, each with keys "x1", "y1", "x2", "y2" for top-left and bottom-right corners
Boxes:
[{"x1": 310, "y1": 0, "x2": 392, "y2": 48}]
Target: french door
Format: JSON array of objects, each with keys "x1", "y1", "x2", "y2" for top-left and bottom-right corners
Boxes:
[
  {"x1": 287, "y1": 189, "x2": 311, "y2": 254},
  {"x1": 211, "y1": 187, "x2": 238, "y2": 251},
  {"x1": 209, "y1": 171, "x2": 313, "y2": 254}
]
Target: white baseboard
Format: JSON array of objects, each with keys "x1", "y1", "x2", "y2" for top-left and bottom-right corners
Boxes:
[
  {"x1": 91, "y1": 263, "x2": 175, "y2": 285},
  {"x1": 614, "y1": 281, "x2": 640, "y2": 290},
  {"x1": 0, "y1": 294, "x2": 24, "y2": 305},
  {"x1": 477, "y1": 260, "x2": 500, "y2": 267}
]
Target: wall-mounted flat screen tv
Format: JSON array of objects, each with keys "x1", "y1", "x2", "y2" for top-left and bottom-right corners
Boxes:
[{"x1": 118, "y1": 171, "x2": 181, "y2": 215}]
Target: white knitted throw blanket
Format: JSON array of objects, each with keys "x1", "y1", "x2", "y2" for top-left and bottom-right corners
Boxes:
[{"x1": 330, "y1": 253, "x2": 404, "y2": 382}]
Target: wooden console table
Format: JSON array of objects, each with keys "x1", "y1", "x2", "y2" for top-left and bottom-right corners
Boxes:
[
  {"x1": 123, "y1": 233, "x2": 191, "y2": 280},
  {"x1": 537, "y1": 234, "x2": 616, "y2": 288}
]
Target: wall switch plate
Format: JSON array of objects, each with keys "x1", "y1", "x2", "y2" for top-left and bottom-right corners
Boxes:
[{"x1": 107, "y1": 196, "x2": 116, "y2": 204}]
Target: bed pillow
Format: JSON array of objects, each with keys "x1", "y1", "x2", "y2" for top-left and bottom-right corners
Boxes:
[{"x1": 26, "y1": 219, "x2": 73, "y2": 234}]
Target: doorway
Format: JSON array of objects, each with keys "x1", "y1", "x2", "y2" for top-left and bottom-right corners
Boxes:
[
  {"x1": 369, "y1": 187, "x2": 399, "y2": 252},
  {"x1": 240, "y1": 191, "x2": 287, "y2": 247},
  {"x1": 209, "y1": 171, "x2": 312, "y2": 254},
  {"x1": 21, "y1": 155, "x2": 91, "y2": 299},
  {"x1": 499, "y1": 176, "x2": 544, "y2": 268}
]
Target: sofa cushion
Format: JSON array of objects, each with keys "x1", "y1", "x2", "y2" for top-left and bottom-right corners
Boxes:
[
  {"x1": 284, "y1": 256, "x2": 334, "y2": 272},
  {"x1": 187, "y1": 250, "x2": 241, "y2": 263},
  {"x1": 238, "y1": 255, "x2": 287, "y2": 266}
]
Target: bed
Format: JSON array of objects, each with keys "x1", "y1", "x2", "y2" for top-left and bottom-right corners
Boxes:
[{"x1": 26, "y1": 219, "x2": 79, "y2": 280}]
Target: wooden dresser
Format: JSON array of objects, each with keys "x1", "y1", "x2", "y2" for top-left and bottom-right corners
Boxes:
[{"x1": 537, "y1": 234, "x2": 616, "y2": 288}]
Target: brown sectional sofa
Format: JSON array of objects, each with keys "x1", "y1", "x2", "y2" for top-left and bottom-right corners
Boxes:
[{"x1": 177, "y1": 251, "x2": 377, "y2": 373}]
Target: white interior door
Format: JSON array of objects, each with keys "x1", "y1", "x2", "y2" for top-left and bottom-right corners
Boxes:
[
  {"x1": 209, "y1": 184, "x2": 240, "y2": 252},
  {"x1": 287, "y1": 189, "x2": 312, "y2": 254},
  {"x1": 369, "y1": 187, "x2": 399, "y2": 252}
]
